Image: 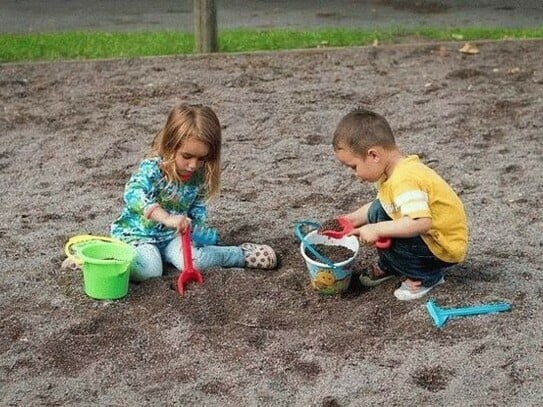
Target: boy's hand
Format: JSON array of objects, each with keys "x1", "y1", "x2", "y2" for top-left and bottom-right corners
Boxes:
[{"x1": 353, "y1": 224, "x2": 381, "y2": 246}]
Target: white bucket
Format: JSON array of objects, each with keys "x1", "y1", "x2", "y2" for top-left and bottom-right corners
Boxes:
[{"x1": 300, "y1": 230, "x2": 359, "y2": 295}]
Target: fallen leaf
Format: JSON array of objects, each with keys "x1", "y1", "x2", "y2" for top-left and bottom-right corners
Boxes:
[
  {"x1": 317, "y1": 40, "x2": 329, "y2": 48},
  {"x1": 459, "y1": 42, "x2": 479, "y2": 55},
  {"x1": 509, "y1": 67, "x2": 521, "y2": 74}
]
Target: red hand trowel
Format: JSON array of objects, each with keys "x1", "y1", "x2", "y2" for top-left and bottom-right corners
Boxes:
[
  {"x1": 320, "y1": 217, "x2": 392, "y2": 249},
  {"x1": 177, "y1": 227, "x2": 204, "y2": 296}
]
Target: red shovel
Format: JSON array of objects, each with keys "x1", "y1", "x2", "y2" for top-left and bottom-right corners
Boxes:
[
  {"x1": 320, "y1": 217, "x2": 392, "y2": 249},
  {"x1": 177, "y1": 227, "x2": 204, "y2": 296}
]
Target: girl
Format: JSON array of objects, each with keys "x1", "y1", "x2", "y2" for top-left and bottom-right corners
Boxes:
[{"x1": 110, "y1": 104, "x2": 277, "y2": 281}]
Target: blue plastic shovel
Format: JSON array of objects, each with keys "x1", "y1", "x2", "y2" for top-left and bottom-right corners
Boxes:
[{"x1": 426, "y1": 299, "x2": 511, "y2": 329}]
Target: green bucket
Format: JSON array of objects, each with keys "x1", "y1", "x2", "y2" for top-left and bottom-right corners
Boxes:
[{"x1": 76, "y1": 241, "x2": 136, "y2": 300}]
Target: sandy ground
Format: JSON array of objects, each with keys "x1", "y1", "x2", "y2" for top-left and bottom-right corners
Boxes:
[{"x1": 1, "y1": 40, "x2": 542, "y2": 405}]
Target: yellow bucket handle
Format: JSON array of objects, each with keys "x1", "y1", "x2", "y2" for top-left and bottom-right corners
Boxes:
[{"x1": 64, "y1": 234, "x2": 123, "y2": 265}]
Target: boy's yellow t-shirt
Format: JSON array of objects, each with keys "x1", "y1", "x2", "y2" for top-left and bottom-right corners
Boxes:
[{"x1": 377, "y1": 155, "x2": 468, "y2": 263}]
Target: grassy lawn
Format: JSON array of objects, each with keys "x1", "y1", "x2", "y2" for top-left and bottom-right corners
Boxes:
[{"x1": 1, "y1": 27, "x2": 542, "y2": 63}]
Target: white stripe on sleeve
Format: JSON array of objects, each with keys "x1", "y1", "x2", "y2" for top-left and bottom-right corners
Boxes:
[
  {"x1": 400, "y1": 201, "x2": 430, "y2": 216},
  {"x1": 395, "y1": 190, "x2": 428, "y2": 207}
]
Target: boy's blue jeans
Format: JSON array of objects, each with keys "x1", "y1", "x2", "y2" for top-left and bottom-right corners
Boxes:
[
  {"x1": 129, "y1": 236, "x2": 245, "y2": 282},
  {"x1": 367, "y1": 199, "x2": 455, "y2": 287}
]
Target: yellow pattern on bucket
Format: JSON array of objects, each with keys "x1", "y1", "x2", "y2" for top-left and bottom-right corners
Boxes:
[{"x1": 300, "y1": 230, "x2": 359, "y2": 295}]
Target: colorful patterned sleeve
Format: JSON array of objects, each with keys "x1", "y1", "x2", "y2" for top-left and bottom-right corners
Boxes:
[
  {"x1": 188, "y1": 187, "x2": 208, "y2": 226},
  {"x1": 123, "y1": 159, "x2": 161, "y2": 217}
]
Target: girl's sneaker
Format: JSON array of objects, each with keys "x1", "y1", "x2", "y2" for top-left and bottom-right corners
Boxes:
[{"x1": 240, "y1": 243, "x2": 277, "y2": 269}]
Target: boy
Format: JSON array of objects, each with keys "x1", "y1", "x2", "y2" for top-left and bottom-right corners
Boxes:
[{"x1": 332, "y1": 108, "x2": 468, "y2": 300}]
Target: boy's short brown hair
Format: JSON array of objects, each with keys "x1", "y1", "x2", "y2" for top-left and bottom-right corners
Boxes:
[{"x1": 333, "y1": 108, "x2": 396, "y2": 155}]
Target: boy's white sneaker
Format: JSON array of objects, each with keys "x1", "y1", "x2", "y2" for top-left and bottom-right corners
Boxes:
[{"x1": 393, "y1": 277, "x2": 445, "y2": 301}]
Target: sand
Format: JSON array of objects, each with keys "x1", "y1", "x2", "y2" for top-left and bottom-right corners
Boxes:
[{"x1": 1, "y1": 40, "x2": 542, "y2": 405}]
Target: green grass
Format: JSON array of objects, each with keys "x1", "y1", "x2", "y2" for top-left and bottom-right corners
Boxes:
[{"x1": 1, "y1": 27, "x2": 542, "y2": 63}]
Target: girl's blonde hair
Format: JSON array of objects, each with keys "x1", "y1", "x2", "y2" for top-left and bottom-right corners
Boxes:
[{"x1": 150, "y1": 104, "x2": 221, "y2": 199}]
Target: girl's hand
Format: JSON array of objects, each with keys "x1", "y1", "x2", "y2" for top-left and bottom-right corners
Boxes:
[{"x1": 165, "y1": 214, "x2": 192, "y2": 234}]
